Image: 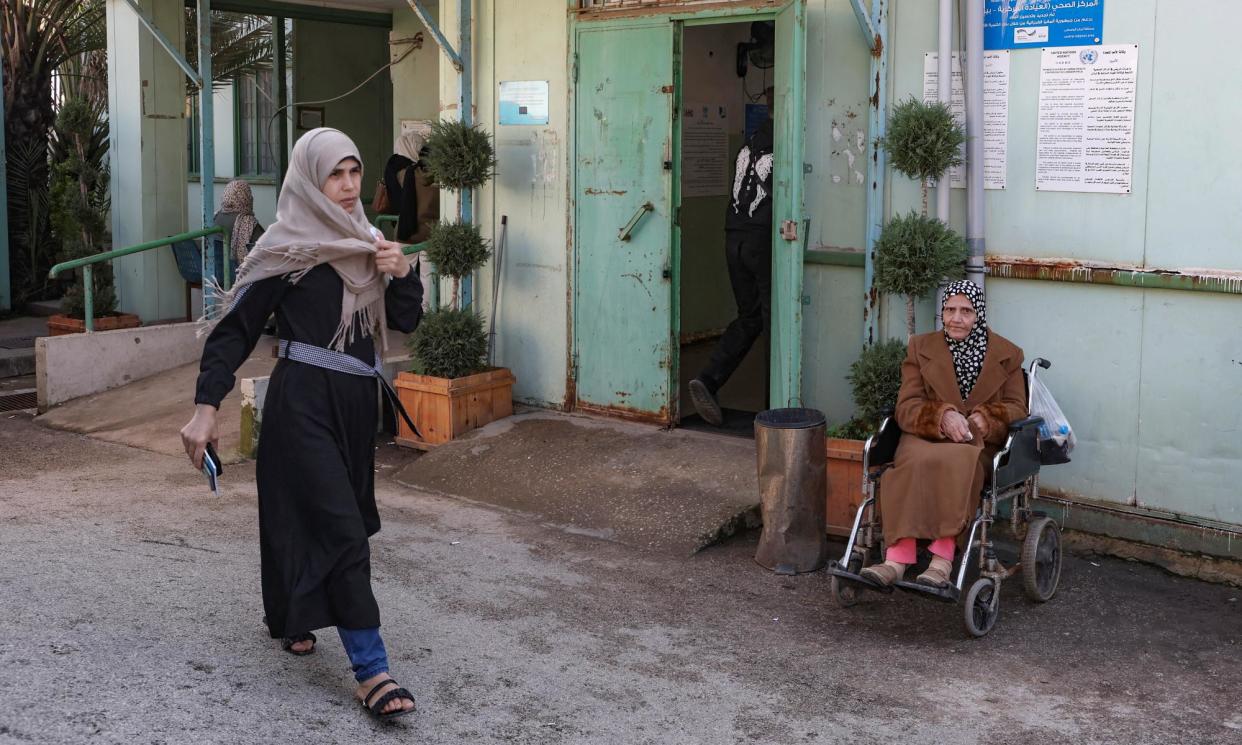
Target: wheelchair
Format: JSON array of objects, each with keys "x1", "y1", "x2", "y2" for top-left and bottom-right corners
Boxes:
[{"x1": 828, "y1": 358, "x2": 1065, "y2": 637}]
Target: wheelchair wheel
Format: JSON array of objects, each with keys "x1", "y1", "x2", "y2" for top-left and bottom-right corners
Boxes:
[
  {"x1": 1021, "y1": 516, "x2": 1062, "y2": 602},
  {"x1": 962, "y1": 577, "x2": 1000, "y2": 637},
  {"x1": 830, "y1": 551, "x2": 866, "y2": 608}
]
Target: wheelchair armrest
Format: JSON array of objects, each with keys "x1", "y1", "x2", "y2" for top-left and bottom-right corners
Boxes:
[
  {"x1": 863, "y1": 415, "x2": 902, "y2": 471},
  {"x1": 994, "y1": 417, "x2": 1042, "y2": 489},
  {"x1": 1008, "y1": 415, "x2": 1044, "y2": 433}
]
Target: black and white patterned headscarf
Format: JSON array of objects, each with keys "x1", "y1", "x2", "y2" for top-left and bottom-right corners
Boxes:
[{"x1": 942, "y1": 279, "x2": 988, "y2": 400}]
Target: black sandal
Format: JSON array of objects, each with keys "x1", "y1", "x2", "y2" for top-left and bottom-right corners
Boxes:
[
  {"x1": 361, "y1": 678, "x2": 416, "y2": 721},
  {"x1": 280, "y1": 631, "x2": 316, "y2": 656}
]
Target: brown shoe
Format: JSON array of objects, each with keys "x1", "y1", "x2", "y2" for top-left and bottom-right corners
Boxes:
[
  {"x1": 916, "y1": 556, "x2": 954, "y2": 587},
  {"x1": 859, "y1": 561, "x2": 907, "y2": 587}
]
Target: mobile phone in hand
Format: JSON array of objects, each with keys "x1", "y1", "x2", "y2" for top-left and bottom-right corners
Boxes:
[{"x1": 202, "y1": 443, "x2": 223, "y2": 495}]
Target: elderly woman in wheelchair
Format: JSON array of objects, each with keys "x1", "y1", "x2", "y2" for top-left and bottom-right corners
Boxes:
[
  {"x1": 831, "y1": 280, "x2": 1065, "y2": 635},
  {"x1": 858, "y1": 279, "x2": 1028, "y2": 588}
]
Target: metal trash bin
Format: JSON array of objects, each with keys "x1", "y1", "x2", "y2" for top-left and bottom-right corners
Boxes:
[{"x1": 753, "y1": 407, "x2": 829, "y2": 575}]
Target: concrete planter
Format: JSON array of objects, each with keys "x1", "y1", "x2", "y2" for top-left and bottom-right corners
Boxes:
[
  {"x1": 826, "y1": 437, "x2": 866, "y2": 537},
  {"x1": 393, "y1": 367, "x2": 516, "y2": 450},
  {"x1": 47, "y1": 313, "x2": 141, "y2": 336}
]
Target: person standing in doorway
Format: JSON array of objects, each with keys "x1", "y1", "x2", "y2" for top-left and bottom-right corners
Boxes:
[{"x1": 689, "y1": 86, "x2": 775, "y2": 426}]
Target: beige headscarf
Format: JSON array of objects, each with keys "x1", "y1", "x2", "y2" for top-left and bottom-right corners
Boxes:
[
  {"x1": 207, "y1": 128, "x2": 389, "y2": 354},
  {"x1": 394, "y1": 130, "x2": 425, "y2": 163},
  {"x1": 217, "y1": 180, "x2": 260, "y2": 264}
]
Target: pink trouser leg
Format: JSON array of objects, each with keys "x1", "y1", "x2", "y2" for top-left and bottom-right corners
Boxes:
[
  {"x1": 885, "y1": 537, "x2": 917, "y2": 565},
  {"x1": 928, "y1": 537, "x2": 956, "y2": 561}
]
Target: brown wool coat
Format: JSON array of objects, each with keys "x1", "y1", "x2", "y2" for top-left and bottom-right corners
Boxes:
[{"x1": 879, "y1": 330, "x2": 1028, "y2": 543}]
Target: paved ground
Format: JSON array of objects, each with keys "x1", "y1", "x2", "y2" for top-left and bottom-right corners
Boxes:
[
  {"x1": 395, "y1": 412, "x2": 760, "y2": 554},
  {"x1": 1, "y1": 412, "x2": 1240, "y2": 745},
  {"x1": 35, "y1": 340, "x2": 276, "y2": 463}
]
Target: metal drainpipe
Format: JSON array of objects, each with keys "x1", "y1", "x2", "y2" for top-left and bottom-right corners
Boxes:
[
  {"x1": 459, "y1": 0, "x2": 473, "y2": 310},
  {"x1": 861, "y1": 0, "x2": 888, "y2": 347},
  {"x1": 198, "y1": 0, "x2": 216, "y2": 315},
  {"x1": 934, "y1": 0, "x2": 952, "y2": 327},
  {"x1": 964, "y1": 0, "x2": 985, "y2": 289}
]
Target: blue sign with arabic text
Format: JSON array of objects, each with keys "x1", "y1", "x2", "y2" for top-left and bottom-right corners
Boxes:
[{"x1": 984, "y1": 0, "x2": 1104, "y2": 50}]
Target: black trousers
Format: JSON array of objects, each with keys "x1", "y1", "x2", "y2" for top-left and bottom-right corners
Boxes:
[{"x1": 699, "y1": 229, "x2": 771, "y2": 394}]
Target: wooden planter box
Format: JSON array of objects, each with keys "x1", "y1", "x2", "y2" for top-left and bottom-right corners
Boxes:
[
  {"x1": 826, "y1": 437, "x2": 867, "y2": 537},
  {"x1": 393, "y1": 367, "x2": 516, "y2": 450},
  {"x1": 47, "y1": 313, "x2": 141, "y2": 336}
]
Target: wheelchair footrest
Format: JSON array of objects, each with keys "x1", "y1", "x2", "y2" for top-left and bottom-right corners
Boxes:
[
  {"x1": 893, "y1": 579, "x2": 960, "y2": 604},
  {"x1": 827, "y1": 561, "x2": 894, "y2": 594}
]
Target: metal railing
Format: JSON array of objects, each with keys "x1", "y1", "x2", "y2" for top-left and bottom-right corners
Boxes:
[
  {"x1": 373, "y1": 215, "x2": 439, "y2": 308},
  {"x1": 45, "y1": 218, "x2": 434, "y2": 334},
  {"x1": 47, "y1": 227, "x2": 229, "y2": 332}
]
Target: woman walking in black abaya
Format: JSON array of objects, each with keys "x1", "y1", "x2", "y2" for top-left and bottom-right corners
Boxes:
[{"x1": 180, "y1": 128, "x2": 422, "y2": 719}]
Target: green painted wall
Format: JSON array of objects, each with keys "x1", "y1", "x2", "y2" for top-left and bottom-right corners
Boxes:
[
  {"x1": 801, "y1": 0, "x2": 1242, "y2": 529},
  {"x1": 292, "y1": 20, "x2": 393, "y2": 215},
  {"x1": 433, "y1": 0, "x2": 571, "y2": 410}
]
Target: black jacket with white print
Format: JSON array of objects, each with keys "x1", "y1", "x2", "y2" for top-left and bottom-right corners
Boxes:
[{"x1": 725, "y1": 119, "x2": 774, "y2": 234}]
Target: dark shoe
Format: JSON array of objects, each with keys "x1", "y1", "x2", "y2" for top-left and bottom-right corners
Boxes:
[
  {"x1": 688, "y1": 378, "x2": 723, "y2": 426},
  {"x1": 361, "y1": 678, "x2": 416, "y2": 721},
  {"x1": 281, "y1": 631, "x2": 316, "y2": 656}
]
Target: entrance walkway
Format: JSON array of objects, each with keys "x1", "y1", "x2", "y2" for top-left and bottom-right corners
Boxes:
[{"x1": 393, "y1": 411, "x2": 761, "y2": 555}]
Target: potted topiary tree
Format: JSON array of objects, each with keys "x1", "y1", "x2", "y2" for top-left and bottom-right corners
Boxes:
[
  {"x1": 873, "y1": 212, "x2": 967, "y2": 338},
  {"x1": 393, "y1": 121, "x2": 514, "y2": 449},
  {"x1": 823, "y1": 99, "x2": 967, "y2": 529},
  {"x1": 47, "y1": 98, "x2": 140, "y2": 335},
  {"x1": 876, "y1": 97, "x2": 968, "y2": 338},
  {"x1": 825, "y1": 339, "x2": 906, "y2": 535}
]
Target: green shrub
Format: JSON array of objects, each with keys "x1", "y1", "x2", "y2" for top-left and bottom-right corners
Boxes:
[
  {"x1": 847, "y1": 338, "x2": 907, "y2": 429},
  {"x1": 424, "y1": 220, "x2": 491, "y2": 279},
  {"x1": 50, "y1": 98, "x2": 115, "y2": 319},
  {"x1": 880, "y1": 97, "x2": 965, "y2": 211},
  {"x1": 410, "y1": 307, "x2": 488, "y2": 380},
  {"x1": 874, "y1": 212, "x2": 967, "y2": 336},
  {"x1": 423, "y1": 119, "x2": 497, "y2": 191}
]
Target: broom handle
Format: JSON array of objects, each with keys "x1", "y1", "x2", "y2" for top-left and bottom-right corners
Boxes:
[{"x1": 488, "y1": 215, "x2": 508, "y2": 365}]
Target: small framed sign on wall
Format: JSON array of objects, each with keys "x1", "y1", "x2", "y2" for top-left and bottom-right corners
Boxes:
[{"x1": 296, "y1": 106, "x2": 324, "y2": 130}]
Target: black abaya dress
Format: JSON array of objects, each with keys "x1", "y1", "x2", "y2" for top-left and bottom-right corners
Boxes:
[{"x1": 195, "y1": 263, "x2": 424, "y2": 638}]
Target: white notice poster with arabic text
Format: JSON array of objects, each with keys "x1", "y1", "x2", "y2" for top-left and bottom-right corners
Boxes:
[
  {"x1": 923, "y1": 51, "x2": 1010, "y2": 190},
  {"x1": 681, "y1": 103, "x2": 730, "y2": 198},
  {"x1": 1036, "y1": 45, "x2": 1139, "y2": 194}
]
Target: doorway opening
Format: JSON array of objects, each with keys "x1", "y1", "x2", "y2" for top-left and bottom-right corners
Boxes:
[{"x1": 676, "y1": 19, "x2": 777, "y2": 437}]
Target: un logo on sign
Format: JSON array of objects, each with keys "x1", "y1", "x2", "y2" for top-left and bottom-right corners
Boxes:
[{"x1": 1079, "y1": 49, "x2": 1099, "y2": 65}]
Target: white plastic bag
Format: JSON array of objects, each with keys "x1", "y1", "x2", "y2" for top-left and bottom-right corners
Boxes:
[{"x1": 1029, "y1": 373, "x2": 1075, "y2": 464}]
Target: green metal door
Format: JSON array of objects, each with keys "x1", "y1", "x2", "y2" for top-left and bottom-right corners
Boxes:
[
  {"x1": 770, "y1": 0, "x2": 808, "y2": 407},
  {"x1": 573, "y1": 22, "x2": 676, "y2": 422}
]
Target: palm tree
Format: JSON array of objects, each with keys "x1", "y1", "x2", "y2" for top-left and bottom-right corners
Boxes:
[
  {"x1": 2, "y1": 0, "x2": 106, "y2": 304},
  {"x1": 3, "y1": 1, "x2": 281, "y2": 305}
]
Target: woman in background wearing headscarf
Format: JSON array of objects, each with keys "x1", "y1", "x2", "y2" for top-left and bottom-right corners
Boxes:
[
  {"x1": 180, "y1": 128, "x2": 422, "y2": 719},
  {"x1": 860, "y1": 280, "x2": 1027, "y2": 589},
  {"x1": 382, "y1": 129, "x2": 439, "y2": 244},
  {"x1": 214, "y1": 179, "x2": 265, "y2": 264}
]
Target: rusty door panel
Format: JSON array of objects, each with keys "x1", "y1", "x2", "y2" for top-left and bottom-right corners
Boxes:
[
  {"x1": 770, "y1": 0, "x2": 807, "y2": 407},
  {"x1": 573, "y1": 23, "x2": 676, "y2": 421}
]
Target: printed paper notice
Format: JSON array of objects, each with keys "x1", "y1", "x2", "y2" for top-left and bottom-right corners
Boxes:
[
  {"x1": 681, "y1": 103, "x2": 730, "y2": 198},
  {"x1": 498, "y1": 81, "x2": 549, "y2": 126},
  {"x1": 1036, "y1": 45, "x2": 1138, "y2": 194},
  {"x1": 923, "y1": 51, "x2": 1010, "y2": 190}
]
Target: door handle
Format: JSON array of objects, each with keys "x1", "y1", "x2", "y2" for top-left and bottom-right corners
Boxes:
[{"x1": 619, "y1": 202, "x2": 655, "y2": 242}]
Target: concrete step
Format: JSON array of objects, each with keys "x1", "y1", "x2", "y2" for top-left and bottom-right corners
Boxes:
[
  {"x1": 0, "y1": 316, "x2": 49, "y2": 379},
  {"x1": 0, "y1": 347, "x2": 35, "y2": 379},
  {"x1": 24, "y1": 298, "x2": 63, "y2": 317}
]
